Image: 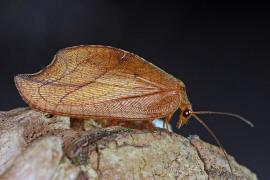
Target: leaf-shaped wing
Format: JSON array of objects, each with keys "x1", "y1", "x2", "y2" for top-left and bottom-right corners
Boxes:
[{"x1": 15, "y1": 46, "x2": 181, "y2": 119}]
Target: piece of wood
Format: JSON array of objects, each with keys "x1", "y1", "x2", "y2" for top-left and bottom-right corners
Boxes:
[{"x1": 0, "y1": 108, "x2": 257, "y2": 180}]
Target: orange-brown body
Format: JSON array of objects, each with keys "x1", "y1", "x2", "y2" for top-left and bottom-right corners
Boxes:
[{"x1": 14, "y1": 45, "x2": 192, "y2": 128}]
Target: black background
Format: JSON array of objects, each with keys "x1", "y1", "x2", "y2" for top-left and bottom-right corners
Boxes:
[{"x1": 0, "y1": 1, "x2": 269, "y2": 178}]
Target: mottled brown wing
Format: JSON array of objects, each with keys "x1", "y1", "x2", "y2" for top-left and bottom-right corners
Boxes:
[{"x1": 14, "y1": 45, "x2": 181, "y2": 119}]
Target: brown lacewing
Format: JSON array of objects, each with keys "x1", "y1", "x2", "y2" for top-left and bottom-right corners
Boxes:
[{"x1": 14, "y1": 45, "x2": 253, "y2": 174}]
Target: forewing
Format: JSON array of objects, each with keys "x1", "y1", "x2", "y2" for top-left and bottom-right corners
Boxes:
[{"x1": 15, "y1": 46, "x2": 181, "y2": 118}]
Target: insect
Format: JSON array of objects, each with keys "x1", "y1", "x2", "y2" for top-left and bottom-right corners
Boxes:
[{"x1": 14, "y1": 45, "x2": 253, "y2": 174}]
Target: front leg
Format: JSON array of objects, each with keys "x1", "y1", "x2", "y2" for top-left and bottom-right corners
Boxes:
[{"x1": 163, "y1": 114, "x2": 173, "y2": 135}]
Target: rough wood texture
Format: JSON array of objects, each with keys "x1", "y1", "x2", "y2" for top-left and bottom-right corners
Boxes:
[{"x1": 0, "y1": 108, "x2": 257, "y2": 180}]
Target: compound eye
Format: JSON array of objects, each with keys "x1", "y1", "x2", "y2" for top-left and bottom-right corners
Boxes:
[{"x1": 183, "y1": 109, "x2": 191, "y2": 118}]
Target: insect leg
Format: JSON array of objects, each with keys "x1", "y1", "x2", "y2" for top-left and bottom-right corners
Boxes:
[
  {"x1": 147, "y1": 120, "x2": 157, "y2": 131},
  {"x1": 105, "y1": 119, "x2": 119, "y2": 127},
  {"x1": 177, "y1": 116, "x2": 183, "y2": 129},
  {"x1": 163, "y1": 120, "x2": 166, "y2": 129},
  {"x1": 164, "y1": 114, "x2": 173, "y2": 135}
]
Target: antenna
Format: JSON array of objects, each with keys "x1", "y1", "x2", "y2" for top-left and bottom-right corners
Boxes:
[
  {"x1": 192, "y1": 111, "x2": 254, "y2": 127},
  {"x1": 191, "y1": 113, "x2": 234, "y2": 175}
]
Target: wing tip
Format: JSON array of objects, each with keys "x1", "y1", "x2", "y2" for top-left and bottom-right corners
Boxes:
[
  {"x1": 14, "y1": 74, "x2": 33, "y2": 88},
  {"x1": 14, "y1": 74, "x2": 45, "y2": 113},
  {"x1": 15, "y1": 74, "x2": 31, "y2": 80},
  {"x1": 14, "y1": 74, "x2": 35, "y2": 103},
  {"x1": 14, "y1": 74, "x2": 24, "y2": 90}
]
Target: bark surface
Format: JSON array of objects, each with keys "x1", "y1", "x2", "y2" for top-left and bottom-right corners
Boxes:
[{"x1": 0, "y1": 108, "x2": 257, "y2": 180}]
